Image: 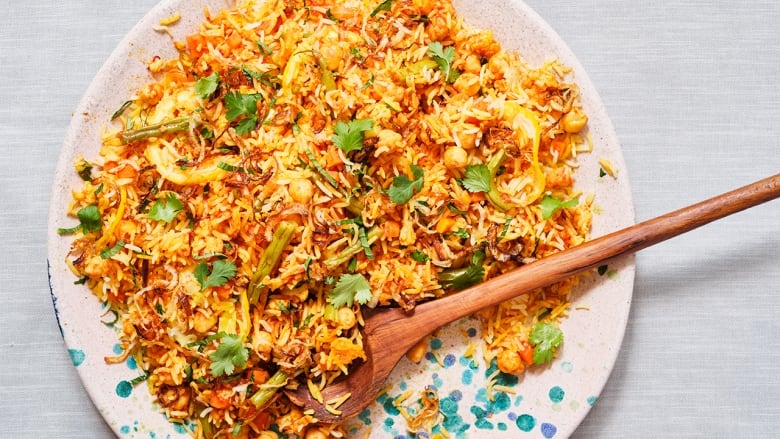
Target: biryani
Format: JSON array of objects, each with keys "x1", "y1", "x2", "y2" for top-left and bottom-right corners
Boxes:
[{"x1": 59, "y1": 0, "x2": 594, "y2": 437}]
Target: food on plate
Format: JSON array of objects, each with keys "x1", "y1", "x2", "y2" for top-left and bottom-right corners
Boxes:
[{"x1": 59, "y1": 0, "x2": 594, "y2": 436}]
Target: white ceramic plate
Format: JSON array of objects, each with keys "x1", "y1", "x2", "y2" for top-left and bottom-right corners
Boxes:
[{"x1": 47, "y1": 0, "x2": 635, "y2": 437}]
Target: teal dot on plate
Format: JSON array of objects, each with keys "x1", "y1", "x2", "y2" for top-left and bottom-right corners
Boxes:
[
  {"x1": 126, "y1": 356, "x2": 137, "y2": 370},
  {"x1": 68, "y1": 349, "x2": 85, "y2": 367},
  {"x1": 113, "y1": 343, "x2": 123, "y2": 355},
  {"x1": 430, "y1": 338, "x2": 443, "y2": 350},
  {"x1": 549, "y1": 386, "x2": 565, "y2": 403},
  {"x1": 461, "y1": 368, "x2": 473, "y2": 385},
  {"x1": 561, "y1": 361, "x2": 573, "y2": 373},
  {"x1": 587, "y1": 395, "x2": 598, "y2": 406},
  {"x1": 120, "y1": 425, "x2": 130, "y2": 434},
  {"x1": 516, "y1": 414, "x2": 536, "y2": 432},
  {"x1": 116, "y1": 380, "x2": 133, "y2": 398},
  {"x1": 498, "y1": 422, "x2": 507, "y2": 431},
  {"x1": 173, "y1": 423, "x2": 188, "y2": 434}
]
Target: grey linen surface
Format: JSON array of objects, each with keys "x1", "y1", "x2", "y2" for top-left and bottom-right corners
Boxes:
[{"x1": 1, "y1": 1, "x2": 778, "y2": 437}]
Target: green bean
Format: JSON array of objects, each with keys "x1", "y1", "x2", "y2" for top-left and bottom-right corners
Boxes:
[
  {"x1": 248, "y1": 221, "x2": 297, "y2": 306},
  {"x1": 249, "y1": 369, "x2": 288, "y2": 408}
]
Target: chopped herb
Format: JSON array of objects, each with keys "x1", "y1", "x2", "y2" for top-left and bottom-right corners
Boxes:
[
  {"x1": 129, "y1": 373, "x2": 149, "y2": 386},
  {"x1": 358, "y1": 227, "x2": 374, "y2": 259},
  {"x1": 209, "y1": 334, "x2": 249, "y2": 377},
  {"x1": 539, "y1": 194, "x2": 579, "y2": 219},
  {"x1": 461, "y1": 152, "x2": 512, "y2": 211},
  {"x1": 451, "y1": 228, "x2": 469, "y2": 239},
  {"x1": 389, "y1": 164, "x2": 424, "y2": 204},
  {"x1": 370, "y1": 0, "x2": 393, "y2": 17},
  {"x1": 360, "y1": 73, "x2": 375, "y2": 91},
  {"x1": 217, "y1": 162, "x2": 238, "y2": 172},
  {"x1": 461, "y1": 164, "x2": 491, "y2": 193},
  {"x1": 195, "y1": 71, "x2": 220, "y2": 99},
  {"x1": 57, "y1": 205, "x2": 101, "y2": 235},
  {"x1": 225, "y1": 91, "x2": 261, "y2": 135},
  {"x1": 155, "y1": 303, "x2": 165, "y2": 316},
  {"x1": 332, "y1": 118, "x2": 374, "y2": 153},
  {"x1": 528, "y1": 321, "x2": 563, "y2": 364},
  {"x1": 304, "y1": 149, "x2": 339, "y2": 188},
  {"x1": 148, "y1": 193, "x2": 184, "y2": 223},
  {"x1": 498, "y1": 218, "x2": 513, "y2": 240},
  {"x1": 350, "y1": 47, "x2": 364, "y2": 62},
  {"x1": 326, "y1": 8, "x2": 339, "y2": 21},
  {"x1": 74, "y1": 276, "x2": 89, "y2": 285},
  {"x1": 111, "y1": 100, "x2": 134, "y2": 120},
  {"x1": 292, "y1": 111, "x2": 303, "y2": 135},
  {"x1": 276, "y1": 301, "x2": 291, "y2": 314},
  {"x1": 241, "y1": 66, "x2": 279, "y2": 89},
  {"x1": 427, "y1": 42, "x2": 460, "y2": 83},
  {"x1": 304, "y1": 256, "x2": 313, "y2": 281},
  {"x1": 438, "y1": 249, "x2": 485, "y2": 290},
  {"x1": 411, "y1": 250, "x2": 429, "y2": 263},
  {"x1": 93, "y1": 183, "x2": 104, "y2": 195},
  {"x1": 597, "y1": 264, "x2": 609, "y2": 276},
  {"x1": 76, "y1": 159, "x2": 93, "y2": 182},
  {"x1": 256, "y1": 40, "x2": 273, "y2": 56},
  {"x1": 100, "y1": 240, "x2": 125, "y2": 259},
  {"x1": 194, "y1": 259, "x2": 237, "y2": 291},
  {"x1": 200, "y1": 126, "x2": 214, "y2": 140},
  {"x1": 187, "y1": 331, "x2": 226, "y2": 352},
  {"x1": 328, "y1": 273, "x2": 372, "y2": 308},
  {"x1": 599, "y1": 167, "x2": 607, "y2": 178},
  {"x1": 446, "y1": 202, "x2": 468, "y2": 215}
]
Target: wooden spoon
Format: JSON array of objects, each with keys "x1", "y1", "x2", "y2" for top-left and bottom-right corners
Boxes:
[{"x1": 286, "y1": 173, "x2": 780, "y2": 422}]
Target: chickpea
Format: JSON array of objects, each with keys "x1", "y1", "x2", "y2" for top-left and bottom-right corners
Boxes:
[
  {"x1": 376, "y1": 128, "x2": 403, "y2": 150},
  {"x1": 192, "y1": 310, "x2": 217, "y2": 333},
  {"x1": 337, "y1": 307, "x2": 357, "y2": 329},
  {"x1": 497, "y1": 349, "x2": 524, "y2": 374},
  {"x1": 453, "y1": 72, "x2": 481, "y2": 97},
  {"x1": 304, "y1": 428, "x2": 329, "y2": 439},
  {"x1": 320, "y1": 43, "x2": 343, "y2": 72},
  {"x1": 443, "y1": 146, "x2": 468, "y2": 169},
  {"x1": 289, "y1": 178, "x2": 314, "y2": 204},
  {"x1": 561, "y1": 107, "x2": 588, "y2": 133},
  {"x1": 463, "y1": 54, "x2": 482, "y2": 75}
]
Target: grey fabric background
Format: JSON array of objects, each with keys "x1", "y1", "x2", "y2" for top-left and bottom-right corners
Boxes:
[{"x1": 1, "y1": 0, "x2": 778, "y2": 437}]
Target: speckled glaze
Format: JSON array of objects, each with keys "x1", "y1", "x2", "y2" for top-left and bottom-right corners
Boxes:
[{"x1": 47, "y1": 0, "x2": 635, "y2": 437}]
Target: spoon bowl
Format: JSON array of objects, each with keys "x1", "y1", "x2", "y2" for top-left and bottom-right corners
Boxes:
[{"x1": 287, "y1": 173, "x2": 780, "y2": 423}]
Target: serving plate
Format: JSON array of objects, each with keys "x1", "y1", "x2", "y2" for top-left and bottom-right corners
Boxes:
[{"x1": 47, "y1": 0, "x2": 635, "y2": 437}]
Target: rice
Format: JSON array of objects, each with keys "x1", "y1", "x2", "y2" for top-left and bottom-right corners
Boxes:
[{"x1": 60, "y1": 0, "x2": 594, "y2": 437}]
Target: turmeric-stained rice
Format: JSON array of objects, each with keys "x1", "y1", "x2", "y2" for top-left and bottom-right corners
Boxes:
[{"x1": 60, "y1": 0, "x2": 593, "y2": 437}]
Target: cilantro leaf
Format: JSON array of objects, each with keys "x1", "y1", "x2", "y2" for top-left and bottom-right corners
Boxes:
[
  {"x1": 328, "y1": 273, "x2": 372, "y2": 308},
  {"x1": 427, "y1": 42, "x2": 460, "y2": 83},
  {"x1": 539, "y1": 195, "x2": 579, "y2": 219},
  {"x1": 209, "y1": 334, "x2": 249, "y2": 377},
  {"x1": 195, "y1": 71, "x2": 220, "y2": 99},
  {"x1": 410, "y1": 250, "x2": 429, "y2": 263},
  {"x1": 528, "y1": 321, "x2": 563, "y2": 364},
  {"x1": 100, "y1": 240, "x2": 125, "y2": 259},
  {"x1": 389, "y1": 164, "x2": 424, "y2": 204},
  {"x1": 461, "y1": 164, "x2": 492, "y2": 193},
  {"x1": 148, "y1": 193, "x2": 184, "y2": 223},
  {"x1": 58, "y1": 205, "x2": 101, "y2": 235},
  {"x1": 225, "y1": 91, "x2": 261, "y2": 135},
  {"x1": 332, "y1": 118, "x2": 374, "y2": 153},
  {"x1": 194, "y1": 259, "x2": 237, "y2": 291}
]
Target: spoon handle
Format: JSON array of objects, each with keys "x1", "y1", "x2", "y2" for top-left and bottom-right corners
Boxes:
[{"x1": 409, "y1": 173, "x2": 780, "y2": 334}]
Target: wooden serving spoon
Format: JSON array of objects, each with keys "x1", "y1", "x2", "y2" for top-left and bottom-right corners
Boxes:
[{"x1": 286, "y1": 173, "x2": 780, "y2": 422}]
